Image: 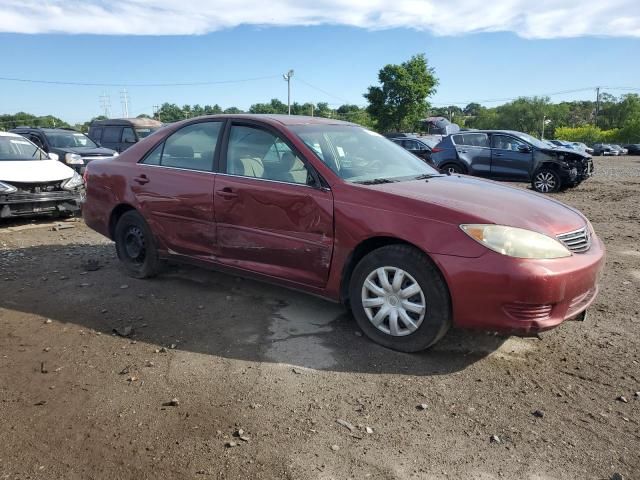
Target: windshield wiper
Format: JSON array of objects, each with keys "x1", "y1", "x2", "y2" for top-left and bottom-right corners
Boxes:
[
  {"x1": 413, "y1": 173, "x2": 442, "y2": 180},
  {"x1": 355, "y1": 178, "x2": 398, "y2": 185}
]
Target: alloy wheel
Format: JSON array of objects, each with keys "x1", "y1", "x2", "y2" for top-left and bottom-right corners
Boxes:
[
  {"x1": 361, "y1": 267, "x2": 426, "y2": 337},
  {"x1": 534, "y1": 171, "x2": 557, "y2": 193}
]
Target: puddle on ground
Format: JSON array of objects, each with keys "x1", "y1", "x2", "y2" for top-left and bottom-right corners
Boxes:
[{"x1": 265, "y1": 295, "x2": 344, "y2": 369}]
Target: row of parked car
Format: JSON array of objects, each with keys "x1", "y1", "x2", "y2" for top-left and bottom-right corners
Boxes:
[
  {"x1": 389, "y1": 130, "x2": 595, "y2": 193},
  {"x1": 0, "y1": 118, "x2": 162, "y2": 219},
  {"x1": 592, "y1": 143, "x2": 640, "y2": 156}
]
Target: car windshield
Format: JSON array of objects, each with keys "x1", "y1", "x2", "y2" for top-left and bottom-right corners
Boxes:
[
  {"x1": 46, "y1": 131, "x2": 97, "y2": 148},
  {"x1": 135, "y1": 128, "x2": 158, "y2": 139},
  {"x1": 290, "y1": 125, "x2": 439, "y2": 183},
  {"x1": 513, "y1": 132, "x2": 549, "y2": 149},
  {"x1": 0, "y1": 136, "x2": 47, "y2": 161}
]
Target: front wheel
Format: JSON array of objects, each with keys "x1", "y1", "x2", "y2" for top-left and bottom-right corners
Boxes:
[
  {"x1": 348, "y1": 245, "x2": 452, "y2": 352},
  {"x1": 532, "y1": 169, "x2": 561, "y2": 193},
  {"x1": 114, "y1": 210, "x2": 161, "y2": 279}
]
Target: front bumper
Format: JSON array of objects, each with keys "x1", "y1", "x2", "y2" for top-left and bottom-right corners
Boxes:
[
  {"x1": 432, "y1": 234, "x2": 605, "y2": 334},
  {"x1": 0, "y1": 190, "x2": 83, "y2": 218}
]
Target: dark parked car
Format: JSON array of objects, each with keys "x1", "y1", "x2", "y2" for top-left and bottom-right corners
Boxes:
[
  {"x1": 592, "y1": 143, "x2": 613, "y2": 156},
  {"x1": 623, "y1": 144, "x2": 640, "y2": 155},
  {"x1": 88, "y1": 118, "x2": 163, "y2": 153},
  {"x1": 83, "y1": 115, "x2": 603, "y2": 352},
  {"x1": 390, "y1": 136, "x2": 438, "y2": 162},
  {"x1": 10, "y1": 127, "x2": 118, "y2": 173},
  {"x1": 431, "y1": 130, "x2": 593, "y2": 193}
]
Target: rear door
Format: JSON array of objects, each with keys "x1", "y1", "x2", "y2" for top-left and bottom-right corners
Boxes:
[
  {"x1": 132, "y1": 121, "x2": 223, "y2": 258},
  {"x1": 490, "y1": 134, "x2": 533, "y2": 180},
  {"x1": 214, "y1": 122, "x2": 334, "y2": 288},
  {"x1": 452, "y1": 133, "x2": 491, "y2": 176}
]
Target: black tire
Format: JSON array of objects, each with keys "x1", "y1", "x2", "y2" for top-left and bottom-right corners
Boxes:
[
  {"x1": 348, "y1": 245, "x2": 452, "y2": 352},
  {"x1": 441, "y1": 163, "x2": 464, "y2": 175},
  {"x1": 532, "y1": 168, "x2": 561, "y2": 193},
  {"x1": 114, "y1": 210, "x2": 161, "y2": 279}
]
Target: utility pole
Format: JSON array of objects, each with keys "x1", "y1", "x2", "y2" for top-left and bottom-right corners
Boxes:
[
  {"x1": 310, "y1": 104, "x2": 314, "y2": 117},
  {"x1": 595, "y1": 86, "x2": 600, "y2": 127},
  {"x1": 99, "y1": 92, "x2": 111, "y2": 118},
  {"x1": 120, "y1": 89, "x2": 130, "y2": 118},
  {"x1": 152, "y1": 105, "x2": 160, "y2": 121},
  {"x1": 542, "y1": 115, "x2": 547, "y2": 139},
  {"x1": 283, "y1": 70, "x2": 294, "y2": 115}
]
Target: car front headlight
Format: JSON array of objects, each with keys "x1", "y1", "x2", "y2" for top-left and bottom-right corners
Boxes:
[
  {"x1": 112, "y1": 152, "x2": 119, "y2": 158},
  {"x1": 62, "y1": 172, "x2": 84, "y2": 190},
  {"x1": 460, "y1": 224, "x2": 571, "y2": 259},
  {"x1": 0, "y1": 181, "x2": 17, "y2": 194},
  {"x1": 65, "y1": 153, "x2": 84, "y2": 165}
]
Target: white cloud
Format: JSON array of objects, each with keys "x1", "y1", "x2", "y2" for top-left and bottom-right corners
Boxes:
[{"x1": 0, "y1": 0, "x2": 638, "y2": 38}]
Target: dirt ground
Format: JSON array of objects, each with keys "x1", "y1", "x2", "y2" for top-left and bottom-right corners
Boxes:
[{"x1": 0, "y1": 156, "x2": 639, "y2": 480}]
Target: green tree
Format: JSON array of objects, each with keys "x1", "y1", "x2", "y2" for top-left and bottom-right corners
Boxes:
[
  {"x1": 364, "y1": 54, "x2": 438, "y2": 132},
  {"x1": 223, "y1": 107, "x2": 243, "y2": 114},
  {"x1": 156, "y1": 103, "x2": 185, "y2": 122}
]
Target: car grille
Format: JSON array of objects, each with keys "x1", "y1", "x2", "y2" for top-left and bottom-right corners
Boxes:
[
  {"x1": 556, "y1": 227, "x2": 591, "y2": 253},
  {"x1": 12, "y1": 181, "x2": 65, "y2": 193}
]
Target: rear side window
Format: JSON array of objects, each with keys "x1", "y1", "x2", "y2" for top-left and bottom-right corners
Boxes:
[
  {"x1": 102, "y1": 127, "x2": 122, "y2": 143},
  {"x1": 142, "y1": 143, "x2": 163, "y2": 165},
  {"x1": 91, "y1": 127, "x2": 103, "y2": 142},
  {"x1": 159, "y1": 122, "x2": 222, "y2": 171},
  {"x1": 453, "y1": 133, "x2": 489, "y2": 147}
]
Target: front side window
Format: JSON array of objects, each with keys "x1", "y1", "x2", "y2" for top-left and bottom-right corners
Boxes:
[
  {"x1": 226, "y1": 125, "x2": 310, "y2": 185},
  {"x1": 159, "y1": 122, "x2": 221, "y2": 171},
  {"x1": 492, "y1": 135, "x2": 527, "y2": 151},
  {"x1": 290, "y1": 125, "x2": 438, "y2": 184}
]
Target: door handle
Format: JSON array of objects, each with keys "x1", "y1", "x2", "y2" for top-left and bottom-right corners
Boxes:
[
  {"x1": 457, "y1": 149, "x2": 467, "y2": 154},
  {"x1": 494, "y1": 153, "x2": 503, "y2": 157},
  {"x1": 216, "y1": 187, "x2": 238, "y2": 199},
  {"x1": 133, "y1": 174, "x2": 149, "y2": 185}
]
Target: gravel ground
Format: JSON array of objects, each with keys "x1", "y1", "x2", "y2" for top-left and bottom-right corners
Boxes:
[{"x1": 0, "y1": 156, "x2": 639, "y2": 480}]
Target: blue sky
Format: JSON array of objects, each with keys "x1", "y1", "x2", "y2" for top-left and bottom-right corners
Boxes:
[{"x1": 0, "y1": 0, "x2": 639, "y2": 123}]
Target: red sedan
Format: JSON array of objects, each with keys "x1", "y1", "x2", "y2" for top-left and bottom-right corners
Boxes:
[{"x1": 83, "y1": 115, "x2": 604, "y2": 352}]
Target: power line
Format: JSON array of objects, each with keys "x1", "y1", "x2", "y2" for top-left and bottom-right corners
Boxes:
[
  {"x1": 296, "y1": 77, "x2": 350, "y2": 103},
  {"x1": 0, "y1": 74, "x2": 282, "y2": 87}
]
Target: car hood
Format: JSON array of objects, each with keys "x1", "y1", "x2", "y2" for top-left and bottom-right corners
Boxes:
[
  {"x1": 0, "y1": 160, "x2": 75, "y2": 183},
  {"x1": 371, "y1": 175, "x2": 586, "y2": 235},
  {"x1": 540, "y1": 147, "x2": 590, "y2": 159},
  {"x1": 56, "y1": 147, "x2": 116, "y2": 156}
]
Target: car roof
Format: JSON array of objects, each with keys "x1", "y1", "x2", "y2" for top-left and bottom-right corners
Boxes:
[
  {"x1": 170, "y1": 114, "x2": 355, "y2": 128},
  {"x1": 0, "y1": 131, "x2": 24, "y2": 138},
  {"x1": 90, "y1": 117, "x2": 164, "y2": 128},
  {"x1": 11, "y1": 127, "x2": 81, "y2": 134},
  {"x1": 454, "y1": 130, "x2": 528, "y2": 136}
]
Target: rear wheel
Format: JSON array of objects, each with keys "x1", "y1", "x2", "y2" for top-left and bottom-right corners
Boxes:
[
  {"x1": 348, "y1": 245, "x2": 452, "y2": 352},
  {"x1": 114, "y1": 210, "x2": 161, "y2": 278},
  {"x1": 441, "y1": 163, "x2": 464, "y2": 175},
  {"x1": 532, "y1": 168, "x2": 561, "y2": 193}
]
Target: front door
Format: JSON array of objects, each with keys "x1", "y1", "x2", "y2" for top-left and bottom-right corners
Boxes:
[
  {"x1": 214, "y1": 123, "x2": 334, "y2": 288},
  {"x1": 132, "y1": 121, "x2": 223, "y2": 258},
  {"x1": 490, "y1": 134, "x2": 533, "y2": 180}
]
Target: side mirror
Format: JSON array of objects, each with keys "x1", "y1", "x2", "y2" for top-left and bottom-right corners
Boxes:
[
  {"x1": 48, "y1": 152, "x2": 59, "y2": 161},
  {"x1": 518, "y1": 145, "x2": 531, "y2": 153}
]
